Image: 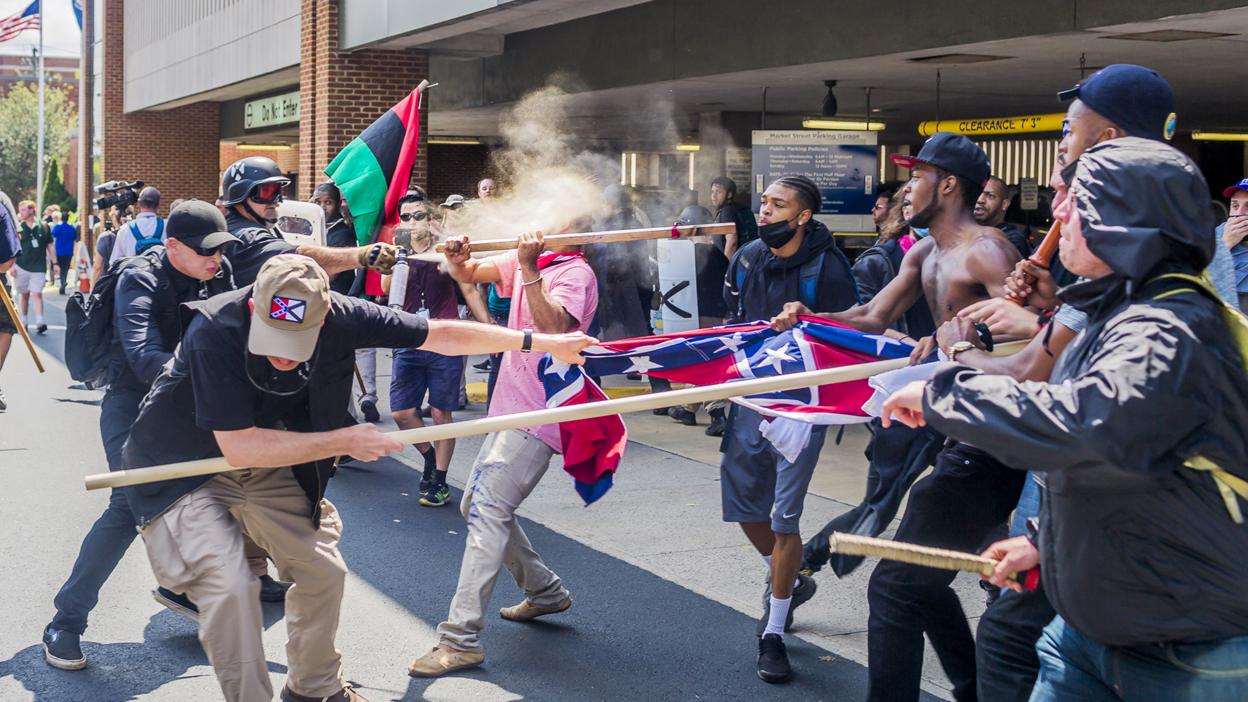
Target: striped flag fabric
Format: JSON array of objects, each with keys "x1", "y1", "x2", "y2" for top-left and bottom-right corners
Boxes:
[
  {"x1": 0, "y1": 0, "x2": 39, "y2": 43},
  {"x1": 323, "y1": 86, "x2": 423, "y2": 294},
  {"x1": 539, "y1": 317, "x2": 914, "y2": 503}
]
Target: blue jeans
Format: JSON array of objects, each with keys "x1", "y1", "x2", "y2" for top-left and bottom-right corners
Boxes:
[
  {"x1": 52, "y1": 488, "x2": 139, "y2": 634},
  {"x1": 1031, "y1": 617, "x2": 1248, "y2": 702}
]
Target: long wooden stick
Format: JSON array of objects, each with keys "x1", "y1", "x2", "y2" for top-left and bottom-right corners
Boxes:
[
  {"x1": 84, "y1": 340, "x2": 1027, "y2": 491},
  {"x1": 433, "y1": 222, "x2": 735, "y2": 253},
  {"x1": 829, "y1": 532, "x2": 997, "y2": 576},
  {"x1": 0, "y1": 275, "x2": 45, "y2": 373}
]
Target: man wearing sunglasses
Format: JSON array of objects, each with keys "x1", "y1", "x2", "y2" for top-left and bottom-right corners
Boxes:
[
  {"x1": 220, "y1": 156, "x2": 400, "y2": 287},
  {"x1": 43, "y1": 200, "x2": 244, "y2": 671}
]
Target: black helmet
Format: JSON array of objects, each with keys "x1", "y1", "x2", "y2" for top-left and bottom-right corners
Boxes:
[{"x1": 221, "y1": 156, "x2": 290, "y2": 206}]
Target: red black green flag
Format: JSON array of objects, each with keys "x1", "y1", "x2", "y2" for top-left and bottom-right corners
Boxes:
[{"x1": 324, "y1": 86, "x2": 423, "y2": 249}]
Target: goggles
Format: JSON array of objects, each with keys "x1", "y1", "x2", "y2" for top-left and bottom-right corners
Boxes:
[{"x1": 250, "y1": 182, "x2": 285, "y2": 205}]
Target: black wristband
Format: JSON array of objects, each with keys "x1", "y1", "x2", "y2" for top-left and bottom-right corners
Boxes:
[{"x1": 521, "y1": 327, "x2": 533, "y2": 353}]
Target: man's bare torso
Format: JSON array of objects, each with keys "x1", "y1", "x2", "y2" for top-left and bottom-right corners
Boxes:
[{"x1": 916, "y1": 225, "x2": 1021, "y2": 324}]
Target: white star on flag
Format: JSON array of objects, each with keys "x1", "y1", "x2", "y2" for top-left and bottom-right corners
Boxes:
[
  {"x1": 544, "y1": 359, "x2": 574, "y2": 380},
  {"x1": 623, "y1": 355, "x2": 663, "y2": 374},
  {"x1": 865, "y1": 334, "x2": 897, "y2": 356},
  {"x1": 757, "y1": 343, "x2": 795, "y2": 374},
  {"x1": 714, "y1": 331, "x2": 747, "y2": 355}
]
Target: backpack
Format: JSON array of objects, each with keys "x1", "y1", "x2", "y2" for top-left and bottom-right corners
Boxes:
[
  {"x1": 130, "y1": 218, "x2": 164, "y2": 255},
  {"x1": 1149, "y1": 272, "x2": 1248, "y2": 524},
  {"x1": 734, "y1": 207, "x2": 759, "y2": 247},
  {"x1": 64, "y1": 249, "x2": 170, "y2": 388}
]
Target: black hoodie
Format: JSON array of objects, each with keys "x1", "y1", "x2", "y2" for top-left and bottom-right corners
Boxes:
[
  {"x1": 723, "y1": 218, "x2": 858, "y2": 323},
  {"x1": 922, "y1": 139, "x2": 1248, "y2": 646}
]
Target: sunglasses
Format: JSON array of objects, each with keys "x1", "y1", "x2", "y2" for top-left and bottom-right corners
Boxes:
[
  {"x1": 399, "y1": 211, "x2": 429, "y2": 222},
  {"x1": 250, "y1": 182, "x2": 285, "y2": 205}
]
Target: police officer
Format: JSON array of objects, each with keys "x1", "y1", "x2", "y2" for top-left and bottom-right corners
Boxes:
[
  {"x1": 117, "y1": 254, "x2": 593, "y2": 702},
  {"x1": 42, "y1": 201, "x2": 243, "y2": 670},
  {"x1": 219, "y1": 156, "x2": 398, "y2": 286}
]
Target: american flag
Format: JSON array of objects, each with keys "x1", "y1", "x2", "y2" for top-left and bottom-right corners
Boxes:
[
  {"x1": 0, "y1": 1, "x2": 39, "y2": 44},
  {"x1": 540, "y1": 317, "x2": 914, "y2": 503}
]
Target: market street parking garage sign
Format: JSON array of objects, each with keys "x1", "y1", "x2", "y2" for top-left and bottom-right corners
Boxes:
[
  {"x1": 751, "y1": 130, "x2": 878, "y2": 219},
  {"x1": 245, "y1": 91, "x2": 301, "y2": 130}
]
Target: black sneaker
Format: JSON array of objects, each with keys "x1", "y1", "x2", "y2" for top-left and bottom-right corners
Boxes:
[
  {"x1": 705, "y1": 410, "x2": 727, "y2": 437},
  {"x1": 472, "y1": 359, "x2": 491, "y2": 371},
  {"x1": 756, "y1": 573, "x2": 817, "y2": 635},
  {"x1": 42, "y1": 625, "x2": 86, "y2": 670},
  {"x1": 757, "y1": 634, "x2": 792, "y2": 683},
  {"x1": 668, "y1": 407, "x2": 697, "y2": 426},
  {"x1": 36, "y1": 323, "x2": 47, "y2": 335},
  {"x1": 259, "y1": 574, "x2": 292, "y2": 603},
  {"x1": 360, "y1": 399, "x2": 380, "y2": 423},
  {"x1": 153, "y1": 587, "x2": 200, "y2": 622},
  {"x1": 652, "y1": 407, "x2": 669, "y2": 416}
]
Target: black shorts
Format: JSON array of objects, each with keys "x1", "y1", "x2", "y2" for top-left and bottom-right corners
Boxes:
[{"x1": 0, "y1": 292, "x2": 15, "y2": 334}]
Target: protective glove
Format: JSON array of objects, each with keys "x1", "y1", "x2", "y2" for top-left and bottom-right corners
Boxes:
[{"x1": 357, "y1": 242, "x2": 398, "y2": 274}]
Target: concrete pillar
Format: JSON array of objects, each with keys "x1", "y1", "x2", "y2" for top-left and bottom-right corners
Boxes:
[
  {"x1": 298, "y1": 0, "x2": 428, "y2": 200},
  {"x1": 100, "y1": 0, "x2": 220, "y2": 210}
]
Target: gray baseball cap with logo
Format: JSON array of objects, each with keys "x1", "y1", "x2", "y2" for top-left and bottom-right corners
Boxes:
[{"x1": 248, "y1": 254, "x2": 331, "y2": 362}]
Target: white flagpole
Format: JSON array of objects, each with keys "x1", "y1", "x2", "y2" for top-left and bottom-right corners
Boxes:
[{"x1": 35, "y1": 0, "x2": 45, "y2": 212}]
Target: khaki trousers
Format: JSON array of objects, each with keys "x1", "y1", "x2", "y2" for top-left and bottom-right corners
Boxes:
[
  {"x1": 437, "y1": 430, "x2": 569, "y2": 651},
  {"x1": 140, "y1": 469, "x2": 347, "y2": 702}
]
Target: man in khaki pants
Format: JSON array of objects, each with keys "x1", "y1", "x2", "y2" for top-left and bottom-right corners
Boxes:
[{"x1": 120, "y1": 255, "x2": 595, "y2": 701}]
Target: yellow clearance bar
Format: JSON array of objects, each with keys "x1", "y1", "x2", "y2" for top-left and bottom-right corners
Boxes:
[{"x1": 918, "y1": 113, "x2": 1065, "y2": 137}]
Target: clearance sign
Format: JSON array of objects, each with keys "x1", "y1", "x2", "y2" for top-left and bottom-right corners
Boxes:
[{"x1": 918, "y1": 113, "x2": 1064, "y2": 137}]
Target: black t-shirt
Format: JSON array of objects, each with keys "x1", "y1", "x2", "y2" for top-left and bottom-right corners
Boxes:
[{"x1": 121, "y1": 288, "x2": 430, "y2": 526}]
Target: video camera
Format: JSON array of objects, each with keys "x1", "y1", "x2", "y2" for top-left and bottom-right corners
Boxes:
[{"x1": 94, "y1": 180, "x2": 145, "y2": 210}]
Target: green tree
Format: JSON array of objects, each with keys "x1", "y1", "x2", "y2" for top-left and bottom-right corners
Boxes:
[
  {"x1": 43, "y1": 158, "x2": 76, "y2": 215},
  {"x1": 0, "y1": 81, "x2": 75, "y2": 203}
]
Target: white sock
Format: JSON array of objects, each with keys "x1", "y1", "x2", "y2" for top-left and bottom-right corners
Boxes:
[{"x1": 764, "y1": 595, "x2": 791, "y2": 637}]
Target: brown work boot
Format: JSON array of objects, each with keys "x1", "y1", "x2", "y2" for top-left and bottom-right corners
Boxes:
[
  {"x1": 407, "y1": 645, "x2": 485, "y2": 678},
  {"x1": 280, "y1": 683, "x2": 368, "y2": 701},
  {"x1": 499, "y1": 595, "x2": 573, "y2": 622}
]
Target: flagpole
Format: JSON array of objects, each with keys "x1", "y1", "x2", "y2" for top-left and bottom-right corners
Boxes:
[
  {"x1": 82, "y1": 340, "x2": 1027, "y2": 491},
  {"x1": 35, "y1": 0, "x2": 45, "y2": 212}
]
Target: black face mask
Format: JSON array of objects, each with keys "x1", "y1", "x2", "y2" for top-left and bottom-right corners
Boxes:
[{"x1": 759, "y1": 217, "x2": 802, "y2": 249}]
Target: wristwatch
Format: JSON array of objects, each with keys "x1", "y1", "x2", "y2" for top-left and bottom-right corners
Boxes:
[
  {"x1": 521, "y1": 327, "x2": 533, "y2": 353},
  {"x1": 945, "y1": 340, "x2": 976, "y2": 361}
]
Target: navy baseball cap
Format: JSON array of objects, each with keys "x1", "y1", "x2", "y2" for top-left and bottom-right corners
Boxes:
[
  {"x1": 1223, "y1": 178, "x2": 1248, "y2": 199},
  {"x1": 1058, "y1": 64, "x2": 1176, "y2": 142},
  {"x1": 891, "y1": 132, "x2": 991, "y2": 187}
]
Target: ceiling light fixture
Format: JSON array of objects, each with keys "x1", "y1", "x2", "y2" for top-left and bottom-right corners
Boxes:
[
  {"x1": 429, "y1": 137, "x2": 482, "y2": 145},
  {"x1": 802, "y1": 119, "x2": 886, "y2": 131},
  {"x1": 676, "y1": 143, "x2": 700, "y2": 152},
  {"x1": 821, "y1": 80, "x2": 838, "y2": 117}
]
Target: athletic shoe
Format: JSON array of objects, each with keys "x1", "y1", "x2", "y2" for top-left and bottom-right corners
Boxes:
[
  {"x1": 652, "y1": 407, "x2": 669, "y2": 416},
  {"x1": 42, "y1": 625, "x2": 86, "y2": 670},
  {"x1": 421, "y1": 483, "x2": 451, "y2": 507},
  {"x1": 625, "y1": 372, "x2": 642, "y2": 381},
  {"x1": 153, "y1": 587, "x2": 200, "y2": 623},
  {"x1": 360, "y1": 399, "x2": 380, "y2": 423},
  {"x1": 757, "y1": 634, "x2": 792, "y2": 683},
  {"x1": 705, "y1": 410, "x2": 727, "y2": 437},
  {"x1": 756, "y1": 573, "x2": 817, "y2": 635},
  {"x1": 499, "y1": 595, "x2": 572, "y2": 622},
  {"x1": 668, "y1": 407, "x2": 697, "y2": 426},
  {"x1": 0, "y1": 386, "x2": 7, "y2": 412},
  {"x1": 408, "y1": 645, "x2": 485, "y2": 677},
  {"x1": 36, "y1": 323, "x2": 47, "y2": 335},
  {"x1": 258, "y1": 574, "x2": 292, "y2": 603},
  {"x1": 472, "y1": 359, "x2": 491, "y2": 371},
  {"x1": 281, "y1": 683, "x2": 369, "y2": 701}
]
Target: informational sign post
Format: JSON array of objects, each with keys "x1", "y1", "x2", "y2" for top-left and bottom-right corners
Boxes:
[
  {"x1": 1019, "y1": 177, "x2": 1039, "y2": 211},
  {"x1": 751, "y1": 130, "x2": 878, "y2": 231}
]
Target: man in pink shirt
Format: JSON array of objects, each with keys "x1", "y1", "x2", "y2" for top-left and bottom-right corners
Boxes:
[{"x1": 409, "y1": 226, "x2": 599, "y2": 678}]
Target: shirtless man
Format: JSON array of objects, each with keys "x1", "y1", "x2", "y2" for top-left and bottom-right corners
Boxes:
[{"x1": 772, "y1": 132, "x2": 1025, "y2": 702}]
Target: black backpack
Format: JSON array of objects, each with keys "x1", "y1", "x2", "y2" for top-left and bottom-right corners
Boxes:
[{"x1": 65, "y1": 249, "x2": 169, "y2": 388}]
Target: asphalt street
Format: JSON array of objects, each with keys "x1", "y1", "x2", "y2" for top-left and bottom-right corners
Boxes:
[{"x1": 0, "y1": 294, "x2": 947, "y2": 701}]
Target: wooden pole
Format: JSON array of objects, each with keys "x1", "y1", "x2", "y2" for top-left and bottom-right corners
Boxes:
[
  {"x1": 0, "y1": 278, "x2": 45, "y2": 373},
  {"x1": 83, "y1": 340, "x2": 1025, "y2": 491},
  {"x1": 829, "y1": 532, "x2": 997, "y2": 577},
  {"x1": 432, "y1": 222, "x2": 735, "y2": 254}
]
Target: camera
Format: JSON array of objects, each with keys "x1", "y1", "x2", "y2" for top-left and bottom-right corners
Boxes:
[{"x1": 95, "y1": 180, "x2": 144, "y2": 210}]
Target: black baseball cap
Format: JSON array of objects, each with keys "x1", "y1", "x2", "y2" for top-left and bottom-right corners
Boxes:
[
  {"x1": 891, "y1": 132, "x2": 991, "y2": 187},
  {"x1": 166, "y1": 200, "x2": 240, "y2": 251},
  {"x1": 1058, "y1": 64, "x2": 1176, "y2": 142}
]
